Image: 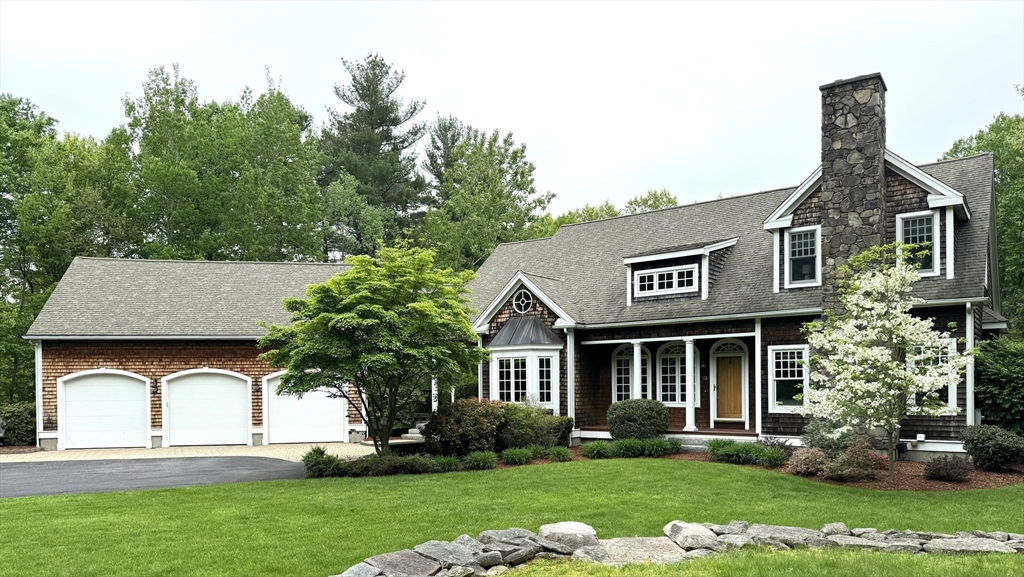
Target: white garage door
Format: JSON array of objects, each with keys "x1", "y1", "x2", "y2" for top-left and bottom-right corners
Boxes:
[
  {"x1": 166, "y1": 372, "x2": 249, "y2": 446},
  {"x1": 63, "y1": 373, "x2": 148, "y2": 449},
  {"x1": 266, "y1": 375, "x2": 347, "y2": 444}
]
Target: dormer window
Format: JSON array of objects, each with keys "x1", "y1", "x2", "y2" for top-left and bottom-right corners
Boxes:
[
  {"x1": 897, "y1": 210, "x2": 940, "y2": 277},
  {"x1": 784, "y1": 225, "x2": 821, "y2": 288},
  {"x1": 634, "y1": 264, "x2": 697, "y2": 297}
]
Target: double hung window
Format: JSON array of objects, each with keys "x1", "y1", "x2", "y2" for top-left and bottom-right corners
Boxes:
[{"x1": 768, "y1": 345, "x2": 809, "y2": 412}]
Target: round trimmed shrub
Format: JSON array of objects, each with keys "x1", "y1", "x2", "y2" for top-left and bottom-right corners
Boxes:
[
  {"x1": 789, "y1": 448, "x2": 827, "y2": 476},
  {"x1": 546, "y1": 447, "x2": 572, "y2": 462},
  {"x1": 581, "y1": 441, "x2": 612, "y2": 459},
  {"x1": 607, "y1": 398, "x2": 668, "y2": 440},
  {"x1": 962, "y1": 424, "x2": 1024, "y2": 470},
  {"x1": 0, "y1": 402, "x2": 36, "y2": 446},
  {"x1": 501, "y1": 448, "x2": 533, "y2": 465},
  {"x1": 463, "y1": 451, "x2": 498, "y2": 470},
  {"x1": 924, "y1": 455, "x2": 972, "y2": 482}
]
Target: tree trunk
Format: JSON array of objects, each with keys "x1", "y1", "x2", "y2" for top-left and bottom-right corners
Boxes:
[{"x1": 887, "y1": 428, "x2": 898, "y2": 483}]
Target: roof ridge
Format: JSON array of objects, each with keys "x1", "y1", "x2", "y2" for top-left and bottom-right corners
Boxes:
[
  {"x1": 75, "y1": 257, "x2": 348, "y2": 266},
  {"x1": 556, "y1": 185, "x2": 796, "y2": 230},
  {"x1": 917, "y1": 152, "x2": 993, "y2": 167}
]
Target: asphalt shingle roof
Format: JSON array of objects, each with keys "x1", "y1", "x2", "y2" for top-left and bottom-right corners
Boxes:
[
  {"x1": 26, "y1": 258, "x2": 349, "y2": 338},
  {"x1": 469, "y1": 153, "x2": 994, "y2": 327}
]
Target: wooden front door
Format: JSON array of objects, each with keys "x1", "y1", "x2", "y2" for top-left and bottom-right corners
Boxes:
[{"x1": 716, "y1": 356, "x2": 743, "y2": 419}]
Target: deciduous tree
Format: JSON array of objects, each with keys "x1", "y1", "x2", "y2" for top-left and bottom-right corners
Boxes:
[{"x1": 258, "y1": 247, "x2": 486, "y2": 455}]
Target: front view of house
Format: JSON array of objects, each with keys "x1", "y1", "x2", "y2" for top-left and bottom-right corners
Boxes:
[
  {"x1": 25, "y1": 259, "x2": 363, "y2": 450},
  {"x1": 468, "y1": 73, "x2": 1006, "y2": 454}
]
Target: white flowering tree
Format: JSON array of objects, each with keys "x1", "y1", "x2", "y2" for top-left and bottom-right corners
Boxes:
[{"x1": 802, "y1": 243, "x2": 971, "y2": 476}]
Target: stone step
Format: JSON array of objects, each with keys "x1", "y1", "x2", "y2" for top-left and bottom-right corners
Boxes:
[{"x1": 401, "y1": 433, "x2": 425, "y2": 441}]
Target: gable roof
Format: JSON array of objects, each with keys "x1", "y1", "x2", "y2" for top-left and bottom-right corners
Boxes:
[
  {"x1": 469, "y1": 153, "x2": 993, "y2": 328},
  {"x1": 25, "y1": 257, "x2": 349, "y2": 339}
]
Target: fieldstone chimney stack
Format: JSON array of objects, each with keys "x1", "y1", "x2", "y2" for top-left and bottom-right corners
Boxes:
[{"x1": 819, "y1": 72, "x2": 888, "y2": 312}]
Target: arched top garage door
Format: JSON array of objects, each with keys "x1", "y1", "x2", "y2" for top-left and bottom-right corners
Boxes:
[
  {"x1": 58, "y1": 370, "x2": 150, "y2": 450},
  {"x1": 163, "y1": 369, "x2": 250, "y2": 447},
  {"x1": 264, "y1": 372, "x2": 348, "y2": 444}
]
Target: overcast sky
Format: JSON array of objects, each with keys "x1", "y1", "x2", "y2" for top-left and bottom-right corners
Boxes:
[{"x1": 1, "y1": 1, "x2": 1021, "y2": 213}]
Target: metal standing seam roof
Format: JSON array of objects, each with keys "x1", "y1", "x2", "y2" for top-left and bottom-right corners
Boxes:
[
  {"x1": 489, "y1": 315, "x2": 564, "y2": 347},
  {"x1": 25, "y1": 258, "x2": 350, "y2": 339},
  {"x1": 469, "y1": 153, "x2": 994, "y2": 327}
]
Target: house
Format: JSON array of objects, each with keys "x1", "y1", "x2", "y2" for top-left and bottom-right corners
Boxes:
[
  {"x1": 25, "y1": 258, "x2": 363, "y2": 450},
  {"x1": 468, "y1": 73, "x2": 1005, "y2": 454}
]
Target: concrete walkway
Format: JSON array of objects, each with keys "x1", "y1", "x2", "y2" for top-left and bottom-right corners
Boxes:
[{"x1": 0, "y1": 442, "x2": 373, "y2": 464}]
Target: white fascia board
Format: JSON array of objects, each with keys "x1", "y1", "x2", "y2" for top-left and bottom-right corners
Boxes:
[
  {"x1": 622, "y1": 237, "x2": 739, "y2": 265},
  {"x1": 488, "y1": 344, "x2": 565, "y2": 352},
  {"x1": 913, "y1": 297, "x2": 989, "y2": 308},
  {"x1": 982, "y1": 321, "x2": 1008, "y2": 331},
  {"x1": 763, "y1": 166, "x2": 821, "y2": 226},
  {"x1": 24, "y1": 334, "x2": 263, "y2": 341},
  {"x1": 578, "y1": 307, "x2": 822, "y2": 330},
  {"x1": 886, "y1": 150, "x2": 971, "y2": 220},
  {"x1": 471, "y1": 272, "x2": 575, "y2": 333},
  {"x1": 763, "y1": 217, "x2": 793, "y2": 231}
]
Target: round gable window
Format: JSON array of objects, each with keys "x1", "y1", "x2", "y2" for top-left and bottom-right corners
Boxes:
[{"x1": 512, "y1": 289, "x2": 533, "y2": 314}]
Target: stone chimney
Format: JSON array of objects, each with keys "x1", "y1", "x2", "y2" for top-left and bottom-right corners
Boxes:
[{"x1": 819, "y1": 72, "x2": 887, "y2": 312}]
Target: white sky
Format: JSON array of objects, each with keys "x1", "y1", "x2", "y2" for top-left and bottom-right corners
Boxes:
[{"x1": 1, "y1": 1, "x2": 1021, "y2": 213}]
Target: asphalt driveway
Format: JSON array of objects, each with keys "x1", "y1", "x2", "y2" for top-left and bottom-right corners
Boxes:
[{"x1": 0, "y1": 456, "x2": 305, "y2": 498}]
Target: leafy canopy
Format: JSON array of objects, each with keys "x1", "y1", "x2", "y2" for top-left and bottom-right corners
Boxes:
[{"x1": 258, "y1": 246, "x2": 486, "y2": 454}]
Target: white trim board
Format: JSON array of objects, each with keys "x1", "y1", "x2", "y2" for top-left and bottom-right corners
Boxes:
[
  {"x1": 581, "y1": 332, "x2": 756, "y2": 346},
  {"x1": 622, "y1": 238, "x2": 739, "y2": 265}
]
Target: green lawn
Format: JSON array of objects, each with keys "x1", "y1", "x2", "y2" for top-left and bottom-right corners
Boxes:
[{"x1": 0, "y1": 459, "x2": 1021, "y2": 577}]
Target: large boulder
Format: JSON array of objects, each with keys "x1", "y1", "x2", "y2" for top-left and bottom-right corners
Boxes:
[
  {"x1": 452, "y1": 535, "x2": 484, "y2": 553},
  {"x1": 745, "y1": 524, "x2": 824, "y2": 547},
  {"x1": 365, "y1": 550, "x2": 442, "y2": 577},
  {"x1": 827, "y1": 535, "x2": 889, "y2": 550},
  {"x1": 821, "y1": 522, "x2": 851, "y2": 536},
  {"x1": 501, "y1": 544, "x2": 541, "y2": 567},
  {"x1": 341, "y1": 563, "x2": 382, "y2": 577},
  {"x1": 600, "y1": 537, "x2": 690, "y2": 565},
  {"x1": 571, "y1": 545, "x2": 611, "y2": 564},
  {"x1": 923, "y1": 538, "x2": 1016, "y2": 554},
  {"x1": 715, "y1": 535, "x2": 753, "y2": 550},
  {"x1": 413, "y1": 541, "x2": 477, "y2": 568},
  {"x1": 703, "y1": 521, "x2": 749, "y2": 536},
  {"x1": 477, "y1": 528, "x2": 537, "y2": 545},
  {"x1": 472, "y1": 551, "x2": 502, "y2": 568},
  {"x1": 537, "y1": 522, "x2": 599, "y2": 551},
  {"x1": 664, "y1": 521, "x2": 718, "y2": 550},
  {"x1": 526, "y1": 536, "x2": 575, "y2": 555}
]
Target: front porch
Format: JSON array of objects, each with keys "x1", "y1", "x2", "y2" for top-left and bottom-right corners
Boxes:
[{"x1": 579, "y1": 424, "x2": 757, "y2": 439}]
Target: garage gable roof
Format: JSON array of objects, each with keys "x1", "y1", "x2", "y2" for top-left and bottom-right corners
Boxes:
[{"x1": 25, "y1": 257, "x2": 349, "y2": 339}]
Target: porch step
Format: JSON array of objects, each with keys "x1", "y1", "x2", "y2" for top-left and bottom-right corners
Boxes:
[{"x1": 401, "y1": 433, "x2": 425, "y2": 441}]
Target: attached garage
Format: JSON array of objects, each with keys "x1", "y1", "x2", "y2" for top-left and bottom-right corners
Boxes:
[
  {"x1": 163, "y1": 369, "x2": 250, "y2": 447},
  {"x1": 58, "y1": 370, "x2": 150, "y2": 450},
  {"x1": 264, "y1": 372, "x2": 348, "y2": 444}
]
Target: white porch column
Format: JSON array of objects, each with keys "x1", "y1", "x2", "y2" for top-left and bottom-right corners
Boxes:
[
  {"x1": 431, "y1": 376, "x2": 438, "y2": 412},
  {"x1": 631, "y1": 341, "x2": 643, "y2": 400},
  {"x1": 566, "y1": 328, "x2": 576, "y2": 423},
  {"x1": 684, "y1": 338, "x2": 697, "y2": 431}
]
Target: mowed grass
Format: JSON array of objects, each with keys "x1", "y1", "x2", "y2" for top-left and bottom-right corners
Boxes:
[{"x1": 0, "y1": 458, "x2": 1021, "y2": 577}]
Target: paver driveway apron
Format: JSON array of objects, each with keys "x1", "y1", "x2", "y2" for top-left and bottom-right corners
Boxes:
[{"x1": 0, "y1": 442, "x2": 373, "y2": 463}]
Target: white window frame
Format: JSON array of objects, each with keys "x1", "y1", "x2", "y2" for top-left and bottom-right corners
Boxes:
[
  {"x1": 896, "y1": 210, "x2": 941, "y2": 277},
  {"x1": 489, "y1": 346, "x2": 562, "y2": 410},
  {"x1": 907, "y1": 338, "x2": 958, "y2": 410},
  {"x1": 634, "y1": 264, "x2": 698, "y2": 298},
  {"x1": 656, "y1": 342, "x2": 701, "y2": 408},
  {"x1": 610, "y1": 344, "x2": 652, "y2": 402},
  {"x1": 783, "y1": 225, "x2": 821, "y2": 288},
  {"x1": 767, "y1": 344, "x2": 809, "y2": 414}
]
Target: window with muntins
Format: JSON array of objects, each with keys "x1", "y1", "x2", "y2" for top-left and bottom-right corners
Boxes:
[
  {"x1": 634, "y1": 264, "x2": 697, "y2": 297},
  {"x1": 497, "y1": 357, "x2": 528, "y2": 402},
  {"x1": 612, "y1": 345, "x2": 651, "y2": 402},
  {"x1": 909, "y1": 338, "x2": 957, "y2": 409},
  {"x1": 538, "y1": 357, "x2": 552, "y2": 403},
  {"x1": 785, "y1": 226, "x2": 820, "y2": 287},
  {"x1": 657, "y1": 343, "x2": 699, "y2": 407},
  {"x1": 898, "y1": 211, "x2": 939, "y2": 275},
  {"x1": 490, "y1": 349, "x2": 561, "y2": 409},
  {"x1": 768, "y1": 345, "x2": 808, "y2": 412}
]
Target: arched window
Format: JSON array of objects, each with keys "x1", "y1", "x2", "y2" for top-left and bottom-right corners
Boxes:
[
  {"x1": 657, "y1": 343, "x2": 701, "y2": 407},
  {"x1": 611, "y1": 345, "x2": 651, "y2": 402}
]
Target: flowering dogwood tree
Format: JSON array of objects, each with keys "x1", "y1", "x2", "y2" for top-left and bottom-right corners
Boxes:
[{"x1": 802, "y1": 243, "x2": 971, "y2": 476}]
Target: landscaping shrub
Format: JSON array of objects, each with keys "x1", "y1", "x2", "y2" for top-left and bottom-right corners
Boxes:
[
  {"x1": 924, "y1": 455, "x2": 973, "y2": 482},
  {"x1": 642, "y1": 437, "x2": 683, "y2": 457},
  {"x1": 346, "y1": 454, "x2": 438, "y2": 477},
  {"x1": 707, "y1": 439, "x2": 786, "y2": 468},
  {"x1": 0, "y1": 402, "x2": 35, "y2": 446},
  {"x1": 757, "y1": 436, "x2": 795, "y2": 458},
  {"x1": 866, "y1": 451, "x2": 890, "y2": 471},
  {"x1": 422, "y1": 398, "x2": 505, "y2": 456},
  {"x1": 975, "y1": 336, "x2": 1024, "y2": 436},
  {"x1": 789, "y1": 448, "x2": 827, "y2": 476},
  {"x1": 546, "y1": 447, "x2": 572, "y2": 462},
  {"x1": 822, "y1": 441, "x2": 877, "y2": 482},
  {"x1": 962, "y1": 424, "x2": 1024, "y2": 470},
  {"x1": 581, "y1": 441, "x2": 612, "y2": 459},
  {"x1": 463, "y1": 451, "x2": 498, "y2": 470},
  {"x1": 606, "y1": 398, "x2": 668, "y2": 440},
  {"x1": 302, "y1": 446, "x2": 348, "y2": 478},
  {"x1": 498, "y1": 405, "x2": 573, "y2": 450},
  {"x1": 525, "y1": 444, "x2": 547, "y2": 460},
  {"x1": 610, "y1": 438, "x2": 646, "y2": 458},
  {"x1": 433, "y1": 455, "x2": 462, "y2": 473},
  {"x1": 551, "y1": 416, "x2": 575, "y2": 447},
  {"x1": 802, "y1": 418, "x2": 858, "y2": 458},
  {"x1": 501, "y1": 447, "x2": 533, "y2": 465}
]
